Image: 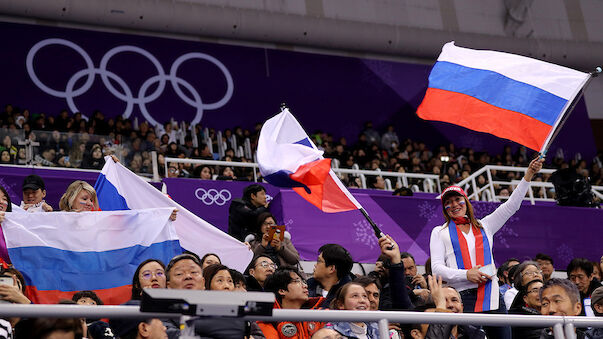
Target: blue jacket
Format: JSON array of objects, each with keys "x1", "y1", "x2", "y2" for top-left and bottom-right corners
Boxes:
[{"x1": 326, "y1": 321, "x2": 380, "y2": 339}]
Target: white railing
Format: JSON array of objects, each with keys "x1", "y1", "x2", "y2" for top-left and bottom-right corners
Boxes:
[
  {"x1": 0, "y1": 304, "x2": 602, "y2": 339},
  {"x1": 163, "y1": 157, "x2": 441, "y2": 193},
  {"x1": 453, "y1": 165, "x2": 603, "y2": 205}
]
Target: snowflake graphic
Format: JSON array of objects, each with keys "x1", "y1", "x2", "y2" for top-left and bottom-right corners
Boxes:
[
  {"x1": 353, "y1": 219, "x2": 379, "y2": 250},
  {"x1": 0, "y1": 177, "x2": 19, "y2": 202},
  {"x1": 418, "y1": 201, "x2": 438, "y2": 221},
  {"x1": 471, "y1": 201, "x2": 521, "y2": 248},
  {"x1": 472, "y1": 201, "x2": 519, "y2": 225},
  {"x1": 283, "y1": 219, "x2": 294, "y2": 232},
  {"x1": 494, "y1": 226, "x2": 519, "y2": 248},
  {"x1": 471, "y1": 202, "x2": 497, "y2": 219},
  {"x1": 556, "y1": 244, "x2": 574, "y2": 266}
]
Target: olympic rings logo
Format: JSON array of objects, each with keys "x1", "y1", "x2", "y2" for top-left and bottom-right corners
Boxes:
[
  {"x1": 195, "y1": 188, "x2": 232, "y2": 206},
  {"x1": 26, "y1": 38, "x2": 234, "y2": 126}
]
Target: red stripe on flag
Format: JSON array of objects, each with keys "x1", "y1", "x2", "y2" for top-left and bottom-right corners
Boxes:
[
  {"x1": 473, "y1": 227, "x2": 485, "y2": 266},
  {"x1": 291, "y1": 159, "x2": 358, "y2": 213},
  {"x1": 417, "y1": 88, "x2": 552, "y2": 151},
  {"x1": 475, "y1": 283, "x2": 486, "y2": 312},
  {"x1": 454, "y1": 226, "x2": 473, "y2": 269},
  {"x1": 26, "y1": 285, "x2": 132, "y2": 305}
]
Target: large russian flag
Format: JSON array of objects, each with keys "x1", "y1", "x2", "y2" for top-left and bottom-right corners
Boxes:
[
  {"x1": 94, "y1": 158, "x2": 253, "y2": 272},
  {"x1": 3, "y1": 208, "x2": 180, "y2": 305},
  {"x1": 417, "y1": 42, "x2": 590, "y2": 151},
  {"x1": 257, "y1": 109, "x2": 361, "y2": 212}
]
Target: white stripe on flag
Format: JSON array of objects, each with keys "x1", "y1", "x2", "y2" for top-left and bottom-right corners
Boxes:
[
  {"x1": 3, "y1": 209, "x2": 176, "y2": 251},
  {"x1": 438, "y1": 42, "x2": 589, "y2": 100},
  {"x1": 99, "y1": 158, "x2": 253, "y2": 272}
]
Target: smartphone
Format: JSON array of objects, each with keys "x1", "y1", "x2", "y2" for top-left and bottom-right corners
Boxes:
[
  {"x1": 0, "y1": 276, "x2": 13, "y2": 286},
  {"x1": 267, "y1": 225, "x2": 286, "y2": 242}
]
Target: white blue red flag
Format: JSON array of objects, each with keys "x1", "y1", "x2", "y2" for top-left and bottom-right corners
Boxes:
[
  {"x1": 3, "y1": 208, "x2": 180, "y2": 305},
  {"x1": 94, "y1": 158, "x2": 252, "y2": 272},
  {"x1": 417, "y1": 42, "x2": 590, "y2": 151},
  {"x1": 257, "y1": 109, "x2": 362, "y2": 212}
]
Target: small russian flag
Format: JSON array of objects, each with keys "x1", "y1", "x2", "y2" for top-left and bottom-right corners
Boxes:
[{"x1": 257, "y1": 109, "x2": 361, "y2": 213}]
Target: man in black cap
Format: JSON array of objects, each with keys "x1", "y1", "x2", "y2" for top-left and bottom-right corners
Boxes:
[{"x1": 21, "y1": 174, "x2": 53, "y2": 212}]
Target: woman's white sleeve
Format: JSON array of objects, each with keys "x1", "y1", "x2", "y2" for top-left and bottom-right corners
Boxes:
[
  {"x1": 430, "y1": 227, "x2": 467, "y2": 283},
  {"x1": 481, "y1": 178, "x2": 530, "y2": 234}
]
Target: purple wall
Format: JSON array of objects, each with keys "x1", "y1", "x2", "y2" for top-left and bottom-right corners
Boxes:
[
  {"x1": 1, "y1": 166, "x2": 601, "y2": 269},
  {"x1": 162, "y1": 176, "x2": 602, "y2": 269},
  {"x1": 0, "y1": 21, "x2": 596, "y2": 160}
]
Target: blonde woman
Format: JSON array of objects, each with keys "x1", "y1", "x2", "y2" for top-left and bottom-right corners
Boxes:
[
  {"x1": 59, "y1": 180, "x2": 99, "y2": 212},
  {"x1": 59, "y1": 179, "x2": 178, "y2": 219}
]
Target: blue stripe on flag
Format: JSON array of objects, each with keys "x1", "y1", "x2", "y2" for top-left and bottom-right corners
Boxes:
[
  {"x1": 294, "y1": 138, "x2": 313, "y2": 148},
  {"x1": 448, "y1": 222, "x2": 466, "y2": 269},
  {"x1": 483, "y1": 279, "x2": 492, "y2": 310},
  {"x1": 480, "y1": 228, "x2": 492, "y2": 265},
  {"x1": 9, "y1": 240, "x2": 181, "y2": 291},
  {"x1": 94, "y1": 173, "x2": 130, "y2": 211},
  {"x1": 479, "y1": 228, "x2": 493, "y2": 311},
  {"x1": 264, "y1": 170, "x2": 308, "y2": 189},
  {"x1": 429, "y1": 61, "x2": 567, "y2": 126}
]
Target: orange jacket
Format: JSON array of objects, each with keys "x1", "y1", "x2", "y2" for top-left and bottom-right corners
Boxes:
[{"x1": 257, "y1": 297, "x2": 326, "y2": 339}]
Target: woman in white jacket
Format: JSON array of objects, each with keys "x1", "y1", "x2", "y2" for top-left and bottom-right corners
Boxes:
[{"x1": 430, "y1": 156, "x2": 543, "y2": 339}]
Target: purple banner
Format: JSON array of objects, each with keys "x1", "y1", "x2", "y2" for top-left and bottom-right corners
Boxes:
[
  {"x1": 0, "y1": 165, "x2": 99, "y2": 209},
  {"x1": 163, "y1": 177, "x2": 602, "y2": 268},
  {"x1": 0, "y1": 21, "x2": 595, "y2": 159},
  {"x1": 1, "y1": 166, "x2": 600, "y2": 268}
]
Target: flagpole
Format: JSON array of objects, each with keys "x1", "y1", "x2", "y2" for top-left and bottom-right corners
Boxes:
[
  {"x1": 539, "y1": 66, "x2": 602, "y2": 156},
  {"x1": 359, "y1": 208, "x2": 394, "y2": 250}
]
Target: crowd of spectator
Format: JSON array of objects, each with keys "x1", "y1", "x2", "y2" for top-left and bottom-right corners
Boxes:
[
  {"x1": 1, "y1": 104, "x2": 602, "y2": 200},
  {"x1": 1, "y1": 140, "x2": 603, "y2": 338}
]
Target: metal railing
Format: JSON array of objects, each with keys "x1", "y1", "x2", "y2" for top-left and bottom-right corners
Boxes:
[
  {"x1": 453, "y1": 165, "x2": 603, "y2": 205},
  {"x1": 163, "y1": 157, "x2": 442, "y2": 193},
  {"x1": 0, "y1": 304, "x2": 602, "y2": 339}
]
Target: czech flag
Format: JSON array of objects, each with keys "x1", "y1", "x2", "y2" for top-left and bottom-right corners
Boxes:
[
  {"x1": 417, "y1": 42, "x2": 590, "y2": 151},
  {"x1": 94, "y1": 158, "x2": 253, "y2": 272},
  {"x1": 257, "y1": 109, "x2": 361, "y2": 213},
  {"x1": 3, "y1": 208, "x2": 180, "y2": 305}
]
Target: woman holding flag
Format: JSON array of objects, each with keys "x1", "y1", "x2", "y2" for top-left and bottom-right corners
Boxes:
[{"x1": 430, "y1": 156, "x2": 543, "y2": 339}]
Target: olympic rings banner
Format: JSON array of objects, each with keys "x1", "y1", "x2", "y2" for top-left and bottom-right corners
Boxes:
[{"x1": 0, "y1": 21, "x2": 595, "y2": 158}]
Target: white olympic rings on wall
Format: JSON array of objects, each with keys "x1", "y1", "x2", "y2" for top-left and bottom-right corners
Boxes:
[
  {"x1": 195, "y1": 188, "x2": 232, "y2": 206},
  {"x1": 25, "y1": 38, "x2": 234, "y2": 126}
]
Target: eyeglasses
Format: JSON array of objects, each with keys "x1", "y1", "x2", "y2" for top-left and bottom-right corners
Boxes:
[
  {"x1": 521, "y1": 270, "x2": 542, "y2": 277},
  {"x1": 290, "y1": 278, "x2": 308, "y2": 286},
  {"x1": 141, "y1": 270, "x2": 165, "y2": 280},
  {"x1": 262, "y1": 221, "x2": 276, "y2": 226},
  {"x1": 257, "y1": 261, "x2": 277, "y2": 270},
  {"x1": 527, "y1": 287, "x2": 541, "y2": 295}
]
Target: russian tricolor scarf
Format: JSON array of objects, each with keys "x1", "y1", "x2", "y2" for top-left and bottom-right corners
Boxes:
[{"x1": 448, "y1": 221, "x2": 493, "y2": 312}]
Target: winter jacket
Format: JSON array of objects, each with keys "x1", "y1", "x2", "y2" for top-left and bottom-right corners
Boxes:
[{"x1": 257, "y1": 297, "x2": 326, "y2": 339}]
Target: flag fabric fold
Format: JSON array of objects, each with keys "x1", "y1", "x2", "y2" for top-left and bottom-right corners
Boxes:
[
  {"x1": 3, "y1": 208, "x2": 180, "y2": 305},
  {"x1": 417, "y1": 41, "x2": 590, "y2": 151},
  {"x1": 94, "y1": 158, "x2": 252, "y2": 272},
  {"x1": 257, "y1": 109, "x2": 361, "y2": 212}
]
